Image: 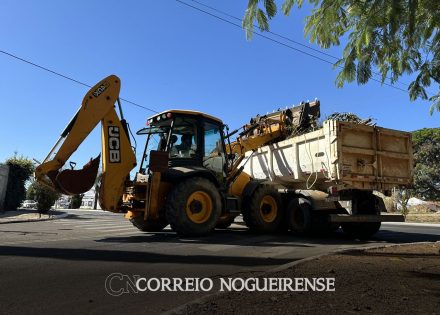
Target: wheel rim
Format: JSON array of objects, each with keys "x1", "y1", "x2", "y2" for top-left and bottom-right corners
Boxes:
[
  {"x1": 259, "y1": 195, "x2": 278, "y2": 223},
  {"x1": 186, "y1": 191, "x2": 213, "y2": 224}
]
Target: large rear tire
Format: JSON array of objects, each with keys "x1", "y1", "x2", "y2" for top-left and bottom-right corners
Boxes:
[
  {"x1": 287, "y1": 197, "x2": 313, "y2": 235},
  {"x1": 166, "y1": 177, "x2": 221, "y2": 236},
  {"x1": 130, "y1": 214, "x2": 168, "y2": 232},
  {"x1": 242, "y1": 185, "x2": 283, "y2": 233},
  {"x1": 342, "y1": 222, "x2": 381, "y2": 239},
  {"x1": 341, "y1": 191, "x2": 382, "y2": 239}
]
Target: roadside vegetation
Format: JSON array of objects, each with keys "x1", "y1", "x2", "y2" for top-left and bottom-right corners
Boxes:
[
  {"x1": 4, "y1": 155, "x2": 34, "y2": 210},
  {"x1": 70, "y1": 194, "x2": 83, "y2": 209},
  {"x1": 244, "y1": 0, "x2": 440, "y2": 114},
  {"x1": 27, "y1": 181, "x2": 60, "y2": 214}
]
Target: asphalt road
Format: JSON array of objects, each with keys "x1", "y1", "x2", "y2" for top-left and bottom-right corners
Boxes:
[{"x1": 0, "y1": 209, "x2": 439, "y2": 314}]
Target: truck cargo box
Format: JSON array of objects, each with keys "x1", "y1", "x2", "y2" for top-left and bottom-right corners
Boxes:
[{"x1": 242, "y1": 120, "x2": 413, "y2": 192}]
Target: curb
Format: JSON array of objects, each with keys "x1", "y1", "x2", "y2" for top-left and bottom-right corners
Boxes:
[
  {"x1": 0, "y1": 212, "x2": 69, "y2": 224},
  {"x1": 383, "y1": 222, "x2": 440, "y2": 228},
  {"x1": 164, "y1": 240, "x2": 440, "y2": 315}
]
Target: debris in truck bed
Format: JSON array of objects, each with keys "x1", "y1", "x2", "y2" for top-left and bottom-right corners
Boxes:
[{"x1": 325, "y1": 112, "x2": 375, "y2": 126}]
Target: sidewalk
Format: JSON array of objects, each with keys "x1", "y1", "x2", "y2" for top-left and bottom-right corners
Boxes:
[
  {"x1": 177, "y1": 242, "x2": 440, "y2": 314},
  {"x1": 0, "y1": 209, "x2": 68, "y2": 224}
]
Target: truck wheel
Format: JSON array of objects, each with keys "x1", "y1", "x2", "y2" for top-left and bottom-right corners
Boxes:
[
  {"x1": 342, "y1": 191, "x2": 382, "y2": 239},
  {"x1": 242, "y1": 185, "x2": 283, "y2": 233},
  {"x1": 130, "y1": 215, "x2": 168, "y2": 232},
  {"x1": 342, "y1": 222, "x2": 381, "y2": 239},
  {"x1": 216, "y1": 214, "x2": 236, "y2": 229},
  {"x1": 166, "y1": 177, "x2": 221, "y2": 236},
  {"x1": 311, "y1": 213, "x2": 340, "y2": 235},
  {"x1": 287, "y1": 197, "x2": 313, "y2": 235}
]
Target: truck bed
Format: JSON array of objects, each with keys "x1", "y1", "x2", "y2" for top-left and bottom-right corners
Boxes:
[{"x1": 242, "y1": 120, "x2": 413, "y2": 191}]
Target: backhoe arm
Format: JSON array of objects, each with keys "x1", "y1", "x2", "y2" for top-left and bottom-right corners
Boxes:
[{"x1": 35, "y1": 75, "x2": 136, "y2": 211}]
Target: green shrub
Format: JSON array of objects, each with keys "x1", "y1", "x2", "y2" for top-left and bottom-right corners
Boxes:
[
  {"x1": 27, "y1": 181, "x2": 60, "y2": 214},
  {"x1": 412, "y1": 128, "x2": 440, "y2": 201},
  {"x1": 4, "y1": 155, "x2": 34, "y2": 210},
  {"x1": 70, "y1": 194, "x2": 83, "y2": 209}
]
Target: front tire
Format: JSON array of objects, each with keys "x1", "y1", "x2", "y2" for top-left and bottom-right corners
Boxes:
[{"x1": 166, "y1": 177, "x2": 221, "y2": 236}]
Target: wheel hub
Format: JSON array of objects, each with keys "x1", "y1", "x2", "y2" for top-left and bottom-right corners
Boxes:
[
  {"x1": 186, "y1": 191, "x2": 213, "y2": 224},
  {"x1": 189, "y1": 200, "x2": 203, "y2": 214},
  {"x1": 259, "y1": 195, "x2": 277, "y2": 223}
]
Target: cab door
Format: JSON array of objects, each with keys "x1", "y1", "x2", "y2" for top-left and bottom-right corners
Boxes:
[{"x1": 203, "y1": 121, "x2": 226, "y2": 182}]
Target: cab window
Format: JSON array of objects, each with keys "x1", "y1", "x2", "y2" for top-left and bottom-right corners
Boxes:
[
  {"x1": 203, "y1": 122, "x2": 225, "y2": 175},
  {"x1": 169, "y1": 117, "x2": 199, "y2": 159}
]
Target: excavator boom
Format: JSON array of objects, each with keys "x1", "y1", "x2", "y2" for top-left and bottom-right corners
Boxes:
[{"x1": 35, "y1": 75, "x2": 136, "y2": 211}]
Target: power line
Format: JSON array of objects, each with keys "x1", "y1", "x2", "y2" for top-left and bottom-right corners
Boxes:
[
  {"x1": 191, "y1": 0, "x2": 339, "y2": 62},
  {"x1": 0, "y1": 49, "x2": 158, "y2": 113},
  {"x1": 177, "y1": 0, "x2": 409, "y2": 93}
]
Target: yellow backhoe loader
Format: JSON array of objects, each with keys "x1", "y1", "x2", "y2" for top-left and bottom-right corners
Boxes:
[{"x1": 35, "y1": 75, "x2": 412, "y2": 238}]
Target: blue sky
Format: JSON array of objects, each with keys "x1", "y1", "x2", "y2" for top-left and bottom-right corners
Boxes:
[{"x1": 1, "y1": 0, "x2": 438, "y2": 167}]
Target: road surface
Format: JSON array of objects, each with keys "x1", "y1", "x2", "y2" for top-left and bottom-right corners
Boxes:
[{"x1": 0, "y1": 209, "x2": 439, "y2": 314}]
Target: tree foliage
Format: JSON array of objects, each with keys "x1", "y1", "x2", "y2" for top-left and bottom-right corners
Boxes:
[
  {"x1": 27, "y1": 181, "x2": 60, "y2": 213},
  {"x1": 70, "y1": 194, "x2": 83, "y2": 209},
  {"x1": 411, "y1": 127, "x2": 440, "y2": 200},
  {"x1": 4, "y1": 155, "x2": 34, "y2": 210},
  {"x1": 243, "y1": 0, "x2": 440, "y2": 114}
]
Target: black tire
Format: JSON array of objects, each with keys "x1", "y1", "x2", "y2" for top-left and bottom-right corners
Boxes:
[
  {"x1": 242, "y1": 185, "x2": 283, "y2": 233},
  {"x1": 287, "y1": 198, "x2": 313, "y2": 235},
  {"x1": 341, "y1": 191, "x2": 381, "y2": 239},
  {"x1": 342, "y1": 222, "x2": 381, "y2": 239},
  {"x1": 311, "y1": 212, "x2": 340, "y2": 235},
  {"x1": 216, "y1": 214, "x2": 236, "y2": 229},
  {"x1": 130, "y1": 214, "x2": 168, "y2": 232},
  {"x1": 166, "y1": 177, "x2": 221, "y2": 236}
]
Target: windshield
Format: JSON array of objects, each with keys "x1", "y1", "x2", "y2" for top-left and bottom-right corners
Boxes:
[
  {"x1": 137, "y1": 120, "x2": 172, "y2": 173},
  {"x1": 169, "y1": 116, "x2": 198, "y2": 159}
]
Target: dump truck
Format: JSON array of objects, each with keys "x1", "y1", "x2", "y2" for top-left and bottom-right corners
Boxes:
[{"x1": 35, "y1": 75, "x2": 413, "y2": 238}]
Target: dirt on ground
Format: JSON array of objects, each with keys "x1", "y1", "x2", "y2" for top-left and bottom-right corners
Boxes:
[{"x1": 178, "y1": 243, "x2": 440, "y2": 315}]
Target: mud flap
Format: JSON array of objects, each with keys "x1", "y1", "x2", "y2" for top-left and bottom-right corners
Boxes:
[{"x1": 51, "y1": 155, "x2": 101, "y2": 195}]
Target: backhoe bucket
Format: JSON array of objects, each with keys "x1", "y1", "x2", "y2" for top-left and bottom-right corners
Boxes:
[{"x1": 54, "y1": 155, "x2": 101, "y2": 195}]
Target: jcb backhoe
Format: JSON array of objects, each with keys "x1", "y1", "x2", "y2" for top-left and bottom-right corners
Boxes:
[
  {"x1": 34, "y1": 75, "x2": 274, "y2": 236},
  {"x1": 35, "y1": 75, "x2": 412, "y2": 238}
]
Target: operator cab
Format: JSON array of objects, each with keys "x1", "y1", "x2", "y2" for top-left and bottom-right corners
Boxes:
[{"x1": 137, "y1": 110, "x2": 227, "y2": 179}]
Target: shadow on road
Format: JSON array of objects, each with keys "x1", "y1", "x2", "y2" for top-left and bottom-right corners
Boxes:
[
  {"x1": 93, "y1": 227, "x2": 440, "y2": 248},
  {"x1": 0, "y1": 245, "x2": 297, "y2": 266},
  {"x1": 375, "y1": 228, "x2": 440, "y2": 243}
]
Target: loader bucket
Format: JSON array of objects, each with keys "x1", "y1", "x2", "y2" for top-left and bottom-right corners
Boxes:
[{"x1": 54, "y1": 155, "x2": 101, "y2": 195}]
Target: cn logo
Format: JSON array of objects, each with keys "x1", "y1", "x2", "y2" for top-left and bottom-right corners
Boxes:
[{"x1": 108, "y1": 126, "x2": 121, "y2": 163}]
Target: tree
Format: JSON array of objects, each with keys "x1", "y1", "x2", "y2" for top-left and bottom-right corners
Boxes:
[
  {"x1": 243, "y1": 0, "x2": 440, "y2": 114},
  {"x1": 411, "y1": 127, "x2": 440, "y2": 200},
  {"x1": 70, "y1": 194, "x2": 83, "y2": 209},
  {"x1": 4, "y1": 154, "x2": 34, "y2": 210},
  {"x1": 27, "y1": 181, "x2": 60, "y2": 214}
]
